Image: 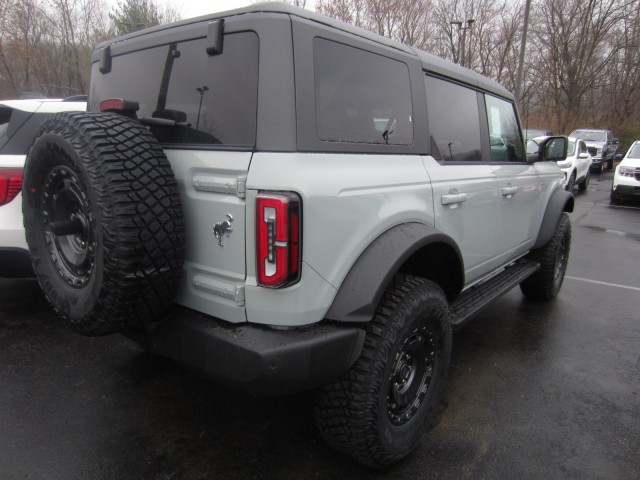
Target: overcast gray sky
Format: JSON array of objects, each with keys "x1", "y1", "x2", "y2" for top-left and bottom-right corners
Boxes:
[{"x1": 165, "y1": 0, "x2": 252, "y2": 19}]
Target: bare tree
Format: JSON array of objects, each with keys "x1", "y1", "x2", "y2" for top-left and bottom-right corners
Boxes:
[
  {"x1": 110, "y1": 0, "x2": 180, "y2": 35},
  {"x1": 604, "y1": 0, "x2": 640, "y2": 136},
  {"x1": 0, "y1": 0, "x2": 19, "y2": 97},
  {"x1": 531, "y1": 0, "x2": 629, "y2": 132}
]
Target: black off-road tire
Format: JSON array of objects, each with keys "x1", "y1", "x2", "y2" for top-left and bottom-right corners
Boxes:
[
  {"x1": 23, "y1": 112, "x2": 185, "y2": 336},
  {"x1": 520, "y1": 213, "x2": 571, "y2": 301},
  {"x1": 610, "y1": 188, "x2": 620, "y2": 204},
  {"x1": 578, "y1": 170, "x2": 589, "y2": 191},
  {"x1": 606, "y1": 158, "x2": 614, "y2": 170},
  {"x1": 565, "y1": 171, "x2": 576, "y2": 191},
  {"x1": 315, "y1": 275, "x2": 452, "y2": 468}
]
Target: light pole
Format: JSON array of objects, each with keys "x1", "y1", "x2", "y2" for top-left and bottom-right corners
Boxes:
[
  {"x1": 195, "y1": 86, "x2": 209, "y2": 131},
  {"x1": 450, "y1": 20, "x2": 462, "y2": 64},
  {"x1": 450, "y1": 19, "x2": 475, "y2": 68},
  {"x1": 462, "y1": 19, "x2": 475, "y2": 68}
]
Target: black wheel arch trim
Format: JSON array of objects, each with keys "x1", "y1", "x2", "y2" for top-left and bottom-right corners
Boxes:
[
  {"x1": 325, "y1": 222, "x2": 463, "y2": 323},
  {"x1": 533, "y1": 188, "x2": 574, "y2": 249}
]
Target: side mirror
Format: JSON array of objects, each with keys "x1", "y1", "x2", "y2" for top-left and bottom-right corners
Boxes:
[
  {"x1": 527, "y1": 136, "x2": 568, "y2": 162},
  {"x1": 578, "y1": 152, "x2": 589, "y2": 159},
  {"x1": 613, "y1": 137, "x2": 619, "y2": 144}
]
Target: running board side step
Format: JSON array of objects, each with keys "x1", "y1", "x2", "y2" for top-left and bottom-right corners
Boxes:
[{"x1": 450, "y1": 259, "x2": 540, "y2": 330}]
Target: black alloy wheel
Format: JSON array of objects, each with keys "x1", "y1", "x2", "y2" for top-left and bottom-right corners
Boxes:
[
  {"x1": 42, "y1": 165, "x2": 97, "y2": 288},
  {"x1": 387, "y1": 322, "x2": 438, "y2": 426}
]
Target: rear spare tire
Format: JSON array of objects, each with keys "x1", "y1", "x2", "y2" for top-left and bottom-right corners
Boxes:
[{"x1": 23, "y1": 112, "x2": 185, "y2": 336}]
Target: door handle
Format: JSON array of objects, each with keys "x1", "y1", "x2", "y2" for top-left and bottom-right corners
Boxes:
[
  {"x1": 441, "y1": 193, "x2": 468, "y2": 206},
  {"x1": 501, "y1": 186, "x2": 519, "y2": 197}
]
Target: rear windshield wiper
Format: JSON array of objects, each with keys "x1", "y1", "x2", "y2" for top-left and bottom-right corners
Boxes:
[{"x1": 138, "y1": 117, "x2": 191, "y2": 128}]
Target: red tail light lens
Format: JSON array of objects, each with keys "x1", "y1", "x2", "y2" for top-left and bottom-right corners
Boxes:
[
  {"x1": 256, "y1": 192, "x2": 302, "y2": 288},
  {"x1": 0, "y1": 168, "x2": 23, "y2": 206},
  {"x1": 99, "y1": 98, "x2": 140, "y2": 114}
]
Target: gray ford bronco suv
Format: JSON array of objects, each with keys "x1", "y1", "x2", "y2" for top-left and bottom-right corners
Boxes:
[{"x1": 22, "y1": 2, "x2": 573, "y2": 468}]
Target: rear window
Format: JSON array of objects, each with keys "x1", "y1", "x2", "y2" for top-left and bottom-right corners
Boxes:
[
  {"x1": 0, "y1": 107, "x2": 14, "y2": 149},
  {"x1": 313, "y1": 38, "x2": 413, "y2": 146},
  {"x1": 0, "y1": 107, "x2": 12, "y2": 140},
  {"x1": 89, "y1": 32, "x2": 259, "y2": 147}
]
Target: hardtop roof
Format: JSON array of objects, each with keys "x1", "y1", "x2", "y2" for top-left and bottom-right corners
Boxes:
[{"x1": 94, "y1": 1, "x2": 512, "y2": 99}]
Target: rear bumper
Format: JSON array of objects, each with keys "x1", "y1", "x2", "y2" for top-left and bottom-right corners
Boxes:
[{"x1": 126, "y1": 307, "x2": 365, "y2": 396}]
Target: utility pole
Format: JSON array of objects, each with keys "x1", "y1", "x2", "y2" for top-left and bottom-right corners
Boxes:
[{"x1": 451, "y1": 18, "x2": 475, "y2": 68}]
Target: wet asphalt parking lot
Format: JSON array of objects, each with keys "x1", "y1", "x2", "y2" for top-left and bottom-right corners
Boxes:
[{"x1": 1, "y1": 170, "x2": 639, "y2": 480}]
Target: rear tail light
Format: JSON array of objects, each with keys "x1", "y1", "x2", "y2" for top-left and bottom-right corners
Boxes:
[
  {"x1": 99, "y1": 98, "x2": 140, "y2": 117},
  {"x1": 256, "y1": 192, "x2": 302, "y2": 288},
  {"x1": 0, "y1": 168, "x2": 23, "y2": 206}
]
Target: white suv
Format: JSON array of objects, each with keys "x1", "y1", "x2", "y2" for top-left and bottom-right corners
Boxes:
[
  {"x1": 556, "y1": 137, "x2": 592, "y2": 191},
  {"x1": 20, "y1": 4, "x2": 573, "y2": 467},
  {"x1": 0, "y1": 98, "x2": 86, "y2": 277},
  {"x1": 611, "y1": 140, "x2": 640, "y2": 203}
]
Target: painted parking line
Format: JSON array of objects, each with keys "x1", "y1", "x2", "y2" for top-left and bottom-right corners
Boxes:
[{"x1": 566, "y1": 276, "x2": 640, "y2": 292}]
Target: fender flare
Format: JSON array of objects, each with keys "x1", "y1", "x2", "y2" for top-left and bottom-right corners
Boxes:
[
  {"x1": 325, "y1": 223, "x2": 463, "y2": 323},
  {"x1": 533, "y1": 188, "x2": 574, "y2": 249}
]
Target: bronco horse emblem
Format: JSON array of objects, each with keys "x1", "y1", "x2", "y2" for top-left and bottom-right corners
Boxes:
[{"x1": 213, "y1": 214, "x2": 234, "y2": 246}]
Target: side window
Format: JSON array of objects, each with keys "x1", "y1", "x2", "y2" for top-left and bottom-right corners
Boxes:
[
  {"x1": 485, "y1": 95, "x2": 524, "y2": 162},
  {"x1": 89, "y1": 32, "x2": 259, "y2": 147},
  {"x1": 313, "y1": 38, "x2": 413, "y2": 145},
  {"x1": 424, "y1": 76, "x2": 481, "y2": 162}
]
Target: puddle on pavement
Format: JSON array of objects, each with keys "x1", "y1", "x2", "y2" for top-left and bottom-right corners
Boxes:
[{"x1": 581, "y1": 225, "x2": 640, "y2": 241}]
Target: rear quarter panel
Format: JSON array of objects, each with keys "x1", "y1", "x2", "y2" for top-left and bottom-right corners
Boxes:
[{"x1": 245, "y1": 152, "x2": 434, "y2": 326}]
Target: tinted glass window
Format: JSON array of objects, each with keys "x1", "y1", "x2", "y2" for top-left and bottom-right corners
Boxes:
[
  {"x1": 627, "y1": 143, "x2": 640, "y2": 158},
  {"x1": 485, "y1": 95, "x2": 524, "y2": 162},
  {"x1": 313, "y1": 38, "x2": 413, "y2": 145},
  {"x1": 578, "y1": 140, "x2": 586, "y2": 154},
  {"x1": 0, "y1": 108, "x2": 14, "y2": 149},
  {"x1": 570, "y1": 130, "x2": 605, "y2": 142},
  {"x1": 89, "y1": 32, "x2": 259, "y2": 147},
  {"x1": 425, "y1": 76, "x2": 481, "y2": 162}
]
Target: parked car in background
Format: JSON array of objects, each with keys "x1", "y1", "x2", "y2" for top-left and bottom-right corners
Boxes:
[
  {"x1": 0, "y1": 98, "x2": 86, "y2": 277},
  {"x1": 556, "y1": 137, "x2": 592, "y2": 191},
  {"x1": 525, "y1": 128, "x2": 553, "y2": 140},
  {"x1": 569, "y1": 128, "x2": 618, "y2": 172},
  {"x1": 526, "y1": 135, "x2": 588, "y2": 191},
  {"x1": 611, "y1": 140, "x2": 640, "y2": 204}
]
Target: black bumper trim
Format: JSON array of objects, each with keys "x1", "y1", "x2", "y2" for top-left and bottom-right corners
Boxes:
[
  {"x1": 0, "y1": 248, "x2": 34, "y2": 278},
  {"x1": 613, "y1": 185, "x2": 640, "y2": 197},
  {"x1": 126, "y1": 308, "x2": 366, "y2": 396}
]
